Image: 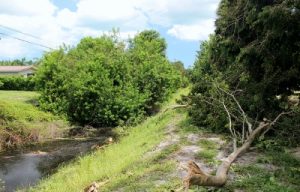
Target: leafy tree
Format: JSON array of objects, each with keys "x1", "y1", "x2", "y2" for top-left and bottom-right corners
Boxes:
[
  {"x1": 171, "y1": 60, "x2": 189, "y2": 87},
  {"x1": 191, "y1": 0, "x2": 300, "y2": 132},
  {"x1": 35, "y1": 31, "x2": 182, "y2": 127},
  {"x1": 215, "y1": 0, "x2": 300, "y2": 115},
  {"x1": 171, "y1": 61, "x2": 185, "y2": 76},
  {"x1": 186, "y1": 1, "x2": 300, "y2": 188},
  {"x1": 128, "y1": 30, "x2": 182, "y2": 114}
]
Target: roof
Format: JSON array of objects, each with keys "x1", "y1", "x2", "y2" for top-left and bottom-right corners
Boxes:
[{"x1": 0, "y1": 66, "x2": 34, "y2": 73}]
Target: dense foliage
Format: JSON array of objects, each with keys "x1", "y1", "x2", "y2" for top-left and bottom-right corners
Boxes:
[
  {"x1": 190, "y1": 0, "x2": 300, "y2": 145},
  {"x1": 0, "y1": 76, "x2": 35, "y2": 91},
  {"x1": 35, "y1": 30, "x2": 183, "y2": 127},
  {"x1": 171, "y1": 61, "x2": 189, "y2": 88}
]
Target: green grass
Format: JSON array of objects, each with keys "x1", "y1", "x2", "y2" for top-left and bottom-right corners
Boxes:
[
  {"x1": 0, "y1": 91, "x2": 54, "y2": 122},
  {"x1": 28, "y1": 87, "x2": 190, "y2": 192},
  {"x1": 225, "y1": 164, "x2": 298, "y2": 192},
  {"x1": 100, "y1": 147, "x2": 182, "y2": 192},
  {"x1": 0, "y1": 90, "x2": 39, "y2": 102},
  {"x1": 152, "y1": 144, "x2": 181, "y2": 162},
  {"x1": 196, "y1": 139, "x2": 218, "y2": 163},
  {"x1": 198, "y1": 139, "x2": 218, "y2": 150},
  {"x1": 0, "y1": 91, "x2": 68, "y2": 150},
  {"x1": 178, "y1": 116, "x2": 201, "y2": 134}
]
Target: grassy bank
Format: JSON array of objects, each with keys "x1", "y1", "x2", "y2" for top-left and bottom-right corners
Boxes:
[
  {"x1": 0, "y1": 91, "x2": 68, "y2": 151},
  {"x1": 28, "y1": 88, "x2": 190, "y2": 192},
  {"x1": 26, "y1": 86, "x2": 299, "y2": 192}
]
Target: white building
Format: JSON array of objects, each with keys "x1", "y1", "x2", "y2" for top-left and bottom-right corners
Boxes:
[{"x1": 0, "y1": 66, "x2": 35, "y2": 77}]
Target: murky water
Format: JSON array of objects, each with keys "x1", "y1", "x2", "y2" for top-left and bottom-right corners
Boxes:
[{"x1": 0, "y1": 138, "x2": 105, "y2": 192}]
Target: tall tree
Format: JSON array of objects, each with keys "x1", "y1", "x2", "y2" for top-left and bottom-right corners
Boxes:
[
  {"x1": 128, "y1": 30, "x2": 182, "y2": 114},
  {"x1": 187, "y1": 0, "x2": 300, "y2": 189}
]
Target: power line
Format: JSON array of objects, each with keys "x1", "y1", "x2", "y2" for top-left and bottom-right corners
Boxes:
[
  {"x1": 0, "y1": 24, "x2": 41, "y2": 40},
  {"x1": 0, "y1": 32, "x2": 54, "y2": 50}
]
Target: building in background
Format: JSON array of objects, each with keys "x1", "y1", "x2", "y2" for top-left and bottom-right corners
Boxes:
[{"x1": 0, "y1": 66, "x2": 35, "y2": 77}]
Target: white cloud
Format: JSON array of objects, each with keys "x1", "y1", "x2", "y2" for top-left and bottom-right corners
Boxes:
[
  {"x1": 167, "y1": 19, "x2": 215, "y2": 41},
  {"x1": 137, "y1": 0, "x2": 219, "y2": 27},
  {"x1": 0, "y1": 0, "x2": 57, "y2": 16},
  {"x1": 0, "y1": 38, "x2": 26, "y2": 58},
  {"x1": 56, "y1": 8, "x2": 78, "y2": 29},
  {"x1": 0, "y1": 0, "x2": 220, "y2": 59},
  {"x1": 76, "y1": 0, "x2": 140, "y2": 21}
]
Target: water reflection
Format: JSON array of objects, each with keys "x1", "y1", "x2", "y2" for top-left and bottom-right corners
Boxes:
[
  {"x1": 0, "y1": 138, "x2": 104, "y2": 192},
  {"x1": 0, "y1": 155, "x2": 41, "y2": 192}
]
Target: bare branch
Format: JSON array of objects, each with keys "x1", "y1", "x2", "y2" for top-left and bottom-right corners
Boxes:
[
  {"x1": 270, "y1": 111, "x2": 293, "y2": 126},
  {"x1": 260, "y1": 111, "x2": 293, "y2": 138},
  {"x1": 215, "y1": 85, "x2": 253, "y2": 133},
  {"x1": 233, "y1": 138, "x2": 237, "y2": 152},
  {"x1": 222, "y1": 100, "x2": 235, "y2": 138}
]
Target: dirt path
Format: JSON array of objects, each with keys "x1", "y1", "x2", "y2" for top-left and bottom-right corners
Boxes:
[
  {"x1": 143, "y1": 115, "x2": 181, "y2": 159},
  {"x1": 174, "y1": 133, "x2": 227, "y2": 179},
  {"x1": 144, "y1": 113, "x2": 228, "y2": 184},
  {"x1": 108, "y1": 110, "x2": 300, "y2": 192}
]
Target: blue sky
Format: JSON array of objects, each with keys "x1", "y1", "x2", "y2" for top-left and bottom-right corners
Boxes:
[{"x1": 0, "y1": 0, "x2": 220, "y2": 67}]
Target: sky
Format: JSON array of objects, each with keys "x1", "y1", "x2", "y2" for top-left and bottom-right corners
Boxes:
[{"x1": 0, "y1": 0, "x2": 220, "y2": 67}]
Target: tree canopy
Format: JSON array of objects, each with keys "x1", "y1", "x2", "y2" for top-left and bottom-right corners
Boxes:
[
  {"x1": 190, "y1": 0, "x2": 300, "y2": 145},
  {"x1": 35, "y1": 30, "x2": 183, "y2": 127}
]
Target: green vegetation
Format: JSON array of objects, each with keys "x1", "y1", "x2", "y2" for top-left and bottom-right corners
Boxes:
[
  {"x1": 224, "y1": 150, "x2": 300, "y2": 192},
  {"x1": 0, "y1": 58, "x2": 37, "y2": 66},
  {"x1": 185, "y1": 1, "x2": 300, "y2": 188},
  {"x1": 0, "y1": 76, "x2": 36, "y2": 91},
  {"x1": 196, "y1": 139, "x2": 218, "y2": 163},
  {"x1": 29, "y1": 88, "x2": 189, "y2": 192},
  {"x1": 190, "y1": 0, "x2": 300, "y2": 144},
  {"x1": 100, "y1": 157, "x2": 180, "y2": 192},
  {"x1": 35, "y1": 30, "x2": 184, "y2": 127},
  {"x1": 0, "y1": 91, "x2": 67, "y2": 151},
  {"x1": 0, "y1": 1, "x2": 298, "y2": 191},
  {"x1": 227, "y1": 166, "x2": 296, "y2": 192}
]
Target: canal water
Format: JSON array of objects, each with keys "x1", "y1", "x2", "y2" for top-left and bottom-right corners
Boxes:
[{"x1": 0, "y1": 138, "x2": 105, "y2": 192}]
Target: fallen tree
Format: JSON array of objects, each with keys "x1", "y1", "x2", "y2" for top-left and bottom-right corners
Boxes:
[{"x1": 184, "y1": 84, "x2": 292, "y2": 190}]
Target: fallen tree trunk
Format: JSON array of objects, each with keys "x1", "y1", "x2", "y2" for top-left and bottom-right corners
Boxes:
[{"x1": 184, "y1": 112, "x2": 289, "y2": 190}]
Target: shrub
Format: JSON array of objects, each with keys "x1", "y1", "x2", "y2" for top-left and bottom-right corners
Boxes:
[
  {"x1": 0, "y1": 76, "x2": 36, "y2": 91},
  {"x1": 35, "y1": 31, "x2": 182, "y2": 127}
]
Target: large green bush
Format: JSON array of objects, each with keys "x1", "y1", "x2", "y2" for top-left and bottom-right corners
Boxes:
[
  {"x1": 0, "y1": 76, "x2": 36, "y2": 91},
  {"x1": 35, "y1": 31, "x2": 182, "y2": 127}
]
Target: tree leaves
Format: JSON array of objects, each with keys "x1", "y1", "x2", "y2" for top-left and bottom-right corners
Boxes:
[{"x1": 35, "y1": 30, "x2": 183, "y2": 127}]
